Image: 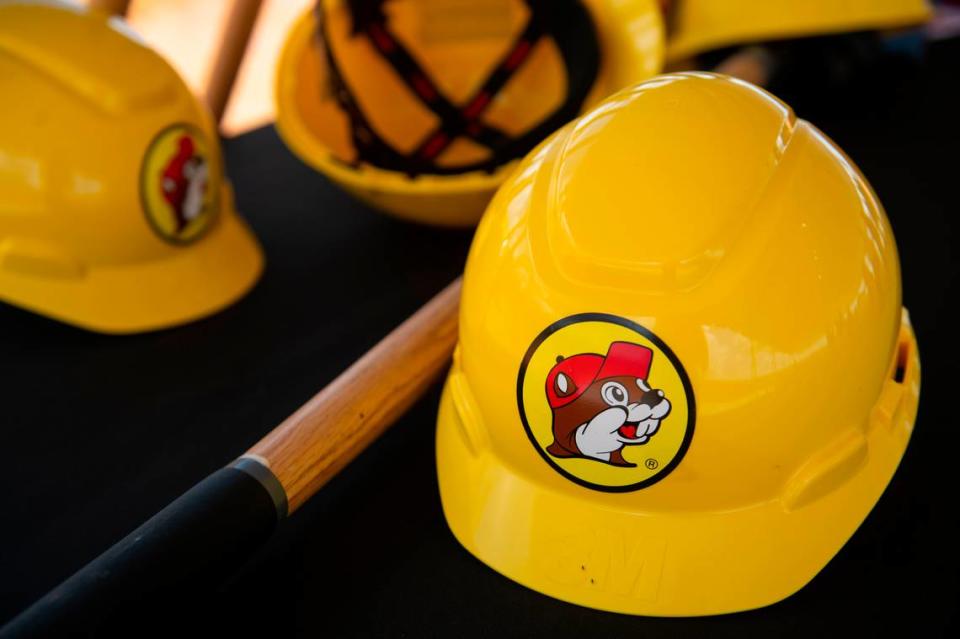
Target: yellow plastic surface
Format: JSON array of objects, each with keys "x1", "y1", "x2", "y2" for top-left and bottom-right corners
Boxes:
[
  {"x1": 275, "y1": 0, "x2": 664, "y2": 226},
  {"x1": 667, "y1": 0, "x2": 931, "y2": 61},
  {"x1": 0, "y1": 2, "x2": 263, "y2": 333},
  {"x1": 436, "y1": 74, "x2": 920, "y2": 615}
]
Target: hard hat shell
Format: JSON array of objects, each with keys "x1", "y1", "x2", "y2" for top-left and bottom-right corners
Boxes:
[
  {"x1": 666, "y1": 0, "x2": 932, "y2": 62},
  {"x1": 0, "y1": 1, "x2": 263, "y2": 334},
  {"x1": 436, "y1": 73, "x2": 920, "y2": 615},
  {"x1": 275, "y1": 0, "x2": 665, "y2": 227}
]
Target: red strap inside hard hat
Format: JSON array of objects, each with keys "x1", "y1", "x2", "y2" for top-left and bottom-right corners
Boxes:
[
  {"x1": 352, "y1": 0, "x2": 543, "y2": 163},
  {"x1": 317, "y1": 0, "x2": 600, "y2": 176}
]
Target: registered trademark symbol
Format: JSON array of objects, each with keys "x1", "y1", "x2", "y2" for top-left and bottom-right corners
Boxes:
[{"x1": 645, "y1": 458, "x2": 659, "y2": 470}]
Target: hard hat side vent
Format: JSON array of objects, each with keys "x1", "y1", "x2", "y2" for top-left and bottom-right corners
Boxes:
[
  {"x1": 448, "y1": 347, "x2": 489, "y2": 456},
  {"x1": 780, "y1": 429, "x2": 868, "y2": 512},
  {"x1": 0, "y1": 238, "x2": 85, "y2": 279},
  {"x1": 893, "y1": 339, "x2": 910, "y2": 384}
]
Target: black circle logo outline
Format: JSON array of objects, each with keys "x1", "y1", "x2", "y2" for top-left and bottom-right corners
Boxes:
[
  {"x1": 139, "y1": 122, "x2": 219, "y2": 246},
  {"x1": 516, "y1": 313, "x2": 696, "y2": 493}
]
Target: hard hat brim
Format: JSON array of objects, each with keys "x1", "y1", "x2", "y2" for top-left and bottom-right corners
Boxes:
[
  {"x1": 0, "y1": 185, "x2": 264, "y2": 334},
  {"x1": 666, "y1": 0, "x2": 931, "y2": 62},
  {"x1": 436, "y1": 316, "x2": 919, "y2": 616}
]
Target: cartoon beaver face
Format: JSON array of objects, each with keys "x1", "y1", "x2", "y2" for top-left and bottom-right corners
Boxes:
[
  {"x1": 160, "y1": 135, "x2": 209, "y2": 232},
  {"x1": 544, "y1": 341, "x2": 671, "y2": 467}
]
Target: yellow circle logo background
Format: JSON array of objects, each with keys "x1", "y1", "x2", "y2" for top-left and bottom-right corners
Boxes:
[
  {"x1": 517, "y1": 314, "x2": 695, "y2": 492},
  {"x1": 140, "y1": 124, "x2": 217, "y2": 244}
]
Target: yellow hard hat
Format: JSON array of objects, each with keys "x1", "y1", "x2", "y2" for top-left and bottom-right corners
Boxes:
[
  {"x1": 665, "y1": 0, "x2": 932, "y2": 62},
  {"x1": 436, "y1": 73, "x2": 920, "y2": 615},
  {"x1": 275, "y1": 0, "x2": 664, "y2": 227},
  {"x1": 0, "y1": 1, "x2": 263, "y2": 334}
]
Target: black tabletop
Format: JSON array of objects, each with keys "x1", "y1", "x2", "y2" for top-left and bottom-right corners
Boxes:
[{"x1": 2, "y1": 39, "x2": 958, "y2": 637}]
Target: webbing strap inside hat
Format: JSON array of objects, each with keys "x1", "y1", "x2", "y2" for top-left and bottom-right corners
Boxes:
[{"x1": 317, "y1": 0, "x2": 600, "y2": 176}]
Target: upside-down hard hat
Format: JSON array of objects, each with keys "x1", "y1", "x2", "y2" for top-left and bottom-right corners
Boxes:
[
  {"x1": 436, "y1": 73, "x2": 920, "y2": 615},
  {"x1": 0, "y1": 1, "x2": 263, "y2": 333},
  {"x1": 664, "y1": 0, "x2": 932, "y2": 62},
  {"x1": 275, "y1": 0, "x2": 664, "y2": 227}
]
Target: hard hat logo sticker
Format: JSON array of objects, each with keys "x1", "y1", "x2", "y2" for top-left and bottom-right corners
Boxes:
[
  {"x1": 140, "y1": 124, "x2": 217, "y2": 243},
  {"x1": 518, "y1": 314, "x2": 695, "y2": 492}
]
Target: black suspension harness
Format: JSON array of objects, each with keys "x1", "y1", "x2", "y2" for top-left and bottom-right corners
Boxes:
[{"x1": 316, "y1": 0, "x2": 601, "y2": 176}]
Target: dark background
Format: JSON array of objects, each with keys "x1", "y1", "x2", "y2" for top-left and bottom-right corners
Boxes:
[{"x1": 2, "y1": 38, "x2": 958, "y2": 637}]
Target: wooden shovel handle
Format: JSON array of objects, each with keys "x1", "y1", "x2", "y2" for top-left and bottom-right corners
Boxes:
[
  {"x1": 245, "y1": 276, "x2": 462, "y2": 513},
  {"x1": 714, "y1": 46, "x2": 775, "y2": 87},
  {"x1": 88, "y1": 0, "x2": 131, "y2": 16},
  {"x1": 2, "y1": 277, "x2": 463, "y2": 635},
  {"x1": 205, "y1": 0, "x2": 264, "y2": 124}
]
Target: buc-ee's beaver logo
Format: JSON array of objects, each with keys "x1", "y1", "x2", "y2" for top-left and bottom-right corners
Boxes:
[
  {"x1": 517, "y1": 314, "x2": 695, "y2": 492},
  {"x1": 140, "y1": 124, "x2": 217, "y2": 243}
]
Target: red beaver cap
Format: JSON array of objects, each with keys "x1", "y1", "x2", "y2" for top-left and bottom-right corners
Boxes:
[
  {"x1": 163, "y1": 135, "x2": 195, "y2": 182},
  {"x1": 545, "y1": 341, "x2": 653, "y2": 409}
]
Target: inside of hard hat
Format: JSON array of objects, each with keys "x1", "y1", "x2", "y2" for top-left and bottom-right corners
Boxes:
[{"x1": 297, "y1": 0, "x2": 600, "y2": 176}]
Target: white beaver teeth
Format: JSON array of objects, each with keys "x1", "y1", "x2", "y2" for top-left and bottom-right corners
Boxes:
[
  {"x1": 630, "y1": 404, "x2": 653, "y2": 422},
  {"x1": 631, "y1": 419, "x2": 659, "y2": 440}
]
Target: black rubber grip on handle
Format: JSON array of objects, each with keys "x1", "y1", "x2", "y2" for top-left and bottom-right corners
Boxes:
[{"x1": 2, "y1": 464, "x2": 283, "y2": 637}]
